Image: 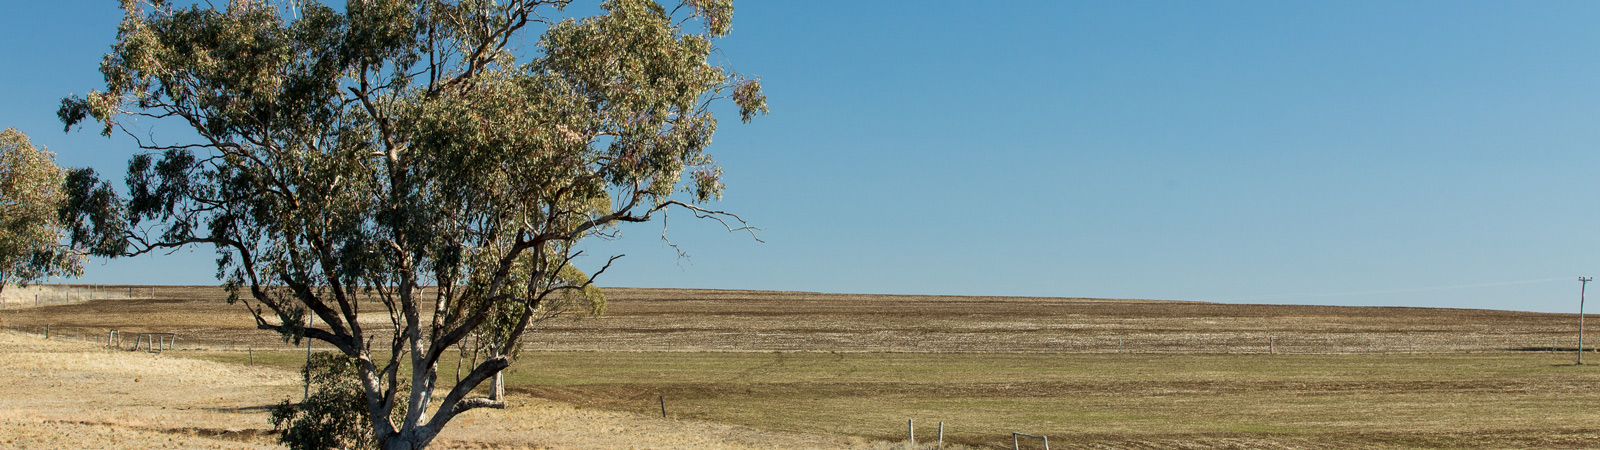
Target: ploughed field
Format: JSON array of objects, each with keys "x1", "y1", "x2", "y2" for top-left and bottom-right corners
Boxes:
[
  {"x1": 4, "y1": 286, "x2": 1580, "y2": 354},
  {"x1": 4, "y1": 285, "x2": 1599, "y2": 448},
  {"x1": 533, "y1": 289, "x2": 1578, "y2": 354}
]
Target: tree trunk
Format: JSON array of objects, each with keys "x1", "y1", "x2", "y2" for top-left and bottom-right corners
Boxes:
[
  {"x1": 383, "y1": 427, "x2": 439, "y2": 450},
  {"x1": 383, "y1": 436, "x2": 419, "y2": 450},
  {"x1": 489, "y1": 371, "x2": 504, "y2": 401},
  {"x1": 488, "y1": 346, "x2": 505, "y2": 401}
]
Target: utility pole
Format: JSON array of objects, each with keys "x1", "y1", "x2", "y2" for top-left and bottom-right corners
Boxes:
[{"x1": 1581, "y1": 277, "x2": 1591, "y2": 365}]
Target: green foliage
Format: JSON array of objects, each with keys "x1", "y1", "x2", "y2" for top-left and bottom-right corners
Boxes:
[
  {"x1": 272, "y1": 353, "x2": 406, "y2": 450},
  {"x1": 0, "y1": 128, "x2": 89, "y2": 295},
  {"x1": 59, "y1": 167, "x2": 127, "y2": 257},
  {"x1": 61, "y1": 1, "x2": 765, "y2": 448}
]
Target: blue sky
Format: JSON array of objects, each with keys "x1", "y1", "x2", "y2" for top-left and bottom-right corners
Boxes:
[{"x1": 3, "y1": 2, "x2": 1598, "y2": 313}]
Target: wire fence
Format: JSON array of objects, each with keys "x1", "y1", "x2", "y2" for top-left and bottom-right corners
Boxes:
[
  {"x1": 0, "y1": 284, "x2": 158, "y2": 308},
  {"x1": 0, "y1": 324, "x2": 308, "y2": 353}
]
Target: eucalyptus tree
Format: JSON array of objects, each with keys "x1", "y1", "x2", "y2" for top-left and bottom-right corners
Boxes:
[
  {"x1": 0, "y1": 128, "x2": 116, "y2": 297},
  {"x1": 59, "y1": 0, "x2": 766, "y2": 448}
]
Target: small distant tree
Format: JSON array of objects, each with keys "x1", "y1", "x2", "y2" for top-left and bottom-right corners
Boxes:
[
  {"x1": 0, "y1": 128, "x2": 108, "y2": 297},
  {"x1": 60, "y1": 1, "x2": 766, "y2": 449}
]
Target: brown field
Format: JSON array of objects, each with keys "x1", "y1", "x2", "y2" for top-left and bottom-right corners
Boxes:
[
  {"x1": 2, "y1": 285, "x2": 1598, "y2": 449},
  {"x1": 0, "y1": 286, "x2": 1581, "y2": 354}
]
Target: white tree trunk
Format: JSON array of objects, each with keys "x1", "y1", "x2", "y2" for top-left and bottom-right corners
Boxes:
[{"x1": 489, "y1": 366, "x2": 505, "y2": 401}]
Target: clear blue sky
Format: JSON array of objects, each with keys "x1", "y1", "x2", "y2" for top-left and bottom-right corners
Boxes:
[{"x1": 3, "y1": 2, "x2": 1598, "y2": 313}]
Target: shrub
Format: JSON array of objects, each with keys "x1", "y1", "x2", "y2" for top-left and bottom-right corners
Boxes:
[{"x1": 270, "y1": 353, "x2": 397, "y2": 450}]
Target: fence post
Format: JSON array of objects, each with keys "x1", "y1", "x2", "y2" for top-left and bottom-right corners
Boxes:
[
  {"x1": 659, "y1": 395, "x2": 667, "y2": 419},
  {"x1": 908, "y1": 419, "x2": 914, "y2": 445},
  {"x1": 249, "y1": 348, "x2": 254, "y2": 366},
  {"x1": 938, "y1": 421, "x2": 944, "y2": 448},
  {"x1": 1014, "y1": 432, "x2": 1048, "y2": 450},
  {"x1": 1269, "y1": 336, "x2": 1275, "y2": 354}
]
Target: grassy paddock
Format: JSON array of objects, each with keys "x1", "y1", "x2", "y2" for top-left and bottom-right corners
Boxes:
[{"x1": 482, "y1": 351, "x2": 1600, "y2": 448}]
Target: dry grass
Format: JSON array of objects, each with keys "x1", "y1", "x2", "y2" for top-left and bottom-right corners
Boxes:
[
  {"x1": 0, "y1": 420, "x2": 276, "y2": 450},
  {"x1": 0, "y1": 283, "x2": 132, "y2": 308},
  {"x1": 484, "y1": 351, "x2": 1600, "y2": 448},
  {"x1": 0, "y1": 330, "x2": 944, "y2": 449},
  {"x1": 0, "y1": 330, "x2": 295, "y2": 449},
  {"x1": 427, "y1": 396, "x2": 943, "y2": 450}
]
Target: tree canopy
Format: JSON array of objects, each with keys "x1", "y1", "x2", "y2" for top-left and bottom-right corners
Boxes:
[
  {"x1": 0, "y1": 128, "x2": 97, "y2": 297},
  {"x1": 60, "y1": 0, "x2": 766, "y2": 448}
]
